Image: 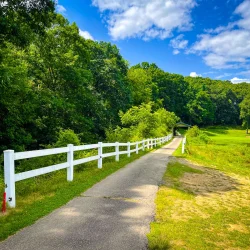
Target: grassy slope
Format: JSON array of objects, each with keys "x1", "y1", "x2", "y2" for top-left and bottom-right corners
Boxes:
[
  {"x1": 148, "y1": 128, "x2": 250, "y2": 250},
  {"x1": 0, "y1": 142, "x2": 169, "y2": 242}
]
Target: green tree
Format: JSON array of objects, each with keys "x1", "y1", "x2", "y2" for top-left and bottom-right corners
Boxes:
[
  {"x1": 127, "y1": 67, "x2": 152, "y2": 105},
  {"x1": 240, "y1": 95, "x2": 250, "y2": 134},
  {"x1": 187, "y1": 91, "x2": 215, "y2": 125},
  {"x1": 106, "y1": 102, "x2": 179, "y2": 142},
  {"x1": 88, "y1": 41, "x2": 132, "y2": 128},
  {"x1": 0, "y1": 43, "x2": 36, "y2": 152},
  {"x1": 27, "y1": 15, "x2": 101, "y2": 144},
  {"x1": 0, "y1": 0, "x2": 55, "y2": 47}
]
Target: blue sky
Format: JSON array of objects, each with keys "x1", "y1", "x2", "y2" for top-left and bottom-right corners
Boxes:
[{"x1": 57, "y1": 0, "x2": 250, "y2": 83}]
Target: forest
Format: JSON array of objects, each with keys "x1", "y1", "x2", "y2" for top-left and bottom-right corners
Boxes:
[{"x1": 1, "y1": 1, "x2": 250, "y2": 154}]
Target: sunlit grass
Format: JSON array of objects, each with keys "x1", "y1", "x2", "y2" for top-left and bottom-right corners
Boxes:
[{"x1": 149, "y1": 128, "x2": 250, "y2": 250}]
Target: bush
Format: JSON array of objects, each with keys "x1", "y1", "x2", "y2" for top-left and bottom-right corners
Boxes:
[
  {"x1": 187, "y1": 126, "x2": 210, "y2": 144},
  {"x1": 54, "y1": 129, "x2": 81, "y2": 147},
  {"x1": 186, "y1": 126, "x2": 200, "y2": 137}
]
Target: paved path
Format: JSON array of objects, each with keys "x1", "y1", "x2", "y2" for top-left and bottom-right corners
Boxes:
[{"x1": 0, "y1": 137, "x2": 182, "y2": 250}]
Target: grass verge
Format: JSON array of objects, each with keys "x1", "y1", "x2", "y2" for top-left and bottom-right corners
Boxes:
[{"x1": 148, "y1": 128, "x2": 250, "y2": 250}]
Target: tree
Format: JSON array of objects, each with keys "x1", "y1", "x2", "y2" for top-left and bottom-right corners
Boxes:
[
  {"x1": 26, "y1": 15, "x2": 102, "y2": 144},
  {"x1": 127, "y1": 67, "x2": 153, "y2": 105},
  {"x1": 106, "y1": 102, "x2": 179, "y2": 142},
  {"x1": 0, "y1": 43, "x2": 36, "y2": 152},
  {"x1": 88, "y1": 41, "x2": 132, "y2": 128},
  {"x1": 240, "y1": 95, "x2": 250, "y2": 134},
  {"x1": 187, "y1": 91, "x2": 215, "y2": 125},
  {"x1": 0, "y1": 0, "x2": 55, "y2": 47}
]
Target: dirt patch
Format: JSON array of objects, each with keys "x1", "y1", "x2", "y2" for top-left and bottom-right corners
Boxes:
[
  {"x1": 228, "y1": 224, "x2": 249, "y2": 233},
  {"x1": 170, "y1": 240, "x2": 186, "y2": 247},
  {"x1": 169, "y1": 157, "x2": 239, "y2": 196}
]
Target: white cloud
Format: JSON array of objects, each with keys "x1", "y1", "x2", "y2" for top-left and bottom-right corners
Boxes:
[
  {"x1": 231, "y1": 77, "x2": 250, "y2": 84},
  {"x1": 56, "y1": 4, "x2": 66, "y2": 14},
  {"x1": 92, "y1": 0, "x2": 196, "y2": 40},
  {"x1": 190, "y1": 72, "x2": 201, "y2": 77},
  {"x1": 173, "y1": 49, "x2": 180, "y2": 55},
  {"x1": 170, "y1": 34, "x2": 188, "y2": 55},
  {"x1": 240, "y1": 69, "x2": 250, "y2": 77},
  {"x1": 79, "y1": 29, "x2": 94, "y2": 40},
  {"x1": 215, "y1": 73, "x2": 232, "y2": 79},
  {"x1": 190, "y1": 0, "x2": 250, "y2": 69},
  {"x1": 170, "y1": 34, "x2": 188, "y2": 48}
]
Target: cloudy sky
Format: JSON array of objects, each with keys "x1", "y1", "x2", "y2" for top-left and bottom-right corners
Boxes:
[{"x1": 57, "y1": 0, "x2": 250, "y2": 83}]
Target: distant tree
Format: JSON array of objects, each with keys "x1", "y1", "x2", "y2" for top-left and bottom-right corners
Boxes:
[
  {"x1": 187, "y1": 91, "x2": 215, "y2": 125},
  {"x1": 106, "y1": 102, "x2": 179, "y2": 142},
  {"x1": 240, "y1": 95, "x2": 250, "y2": 134}
]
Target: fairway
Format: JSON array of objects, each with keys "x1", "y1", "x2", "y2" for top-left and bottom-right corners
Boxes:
[{"x1": 148, "y1": 127, "x2": 250, "y2": 250}]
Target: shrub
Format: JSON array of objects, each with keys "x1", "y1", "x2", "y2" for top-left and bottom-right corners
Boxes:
[
  {"x1": 186, "y1": 126, "x2": 200, "y2": 137},
  {"x1": 54, "y1": 129, "x2": 81, "y2": 147},
  {"x1": 187, "y1": 126, "x2": 210, "y2": 144}
]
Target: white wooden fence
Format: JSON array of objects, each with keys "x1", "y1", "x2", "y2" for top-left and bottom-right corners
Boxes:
[
  {"x1": 4, "y1": 134, "x2": 173, "y2": 208},
  {"x1": 182, "y1": 136, "x2": 187, "y2": 154}
]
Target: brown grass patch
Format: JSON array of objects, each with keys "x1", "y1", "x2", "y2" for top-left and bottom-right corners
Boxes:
[
  {"x1": 172, "y1": 158, "x2": 239, "y2": 196},
  {"x1": 228, "y1": 224, "x2": 249, "y2": 234}
]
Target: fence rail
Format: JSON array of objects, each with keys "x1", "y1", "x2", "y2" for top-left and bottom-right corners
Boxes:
[{"x1": 4, "y1": 134, "x2": 173, "y2": 208}]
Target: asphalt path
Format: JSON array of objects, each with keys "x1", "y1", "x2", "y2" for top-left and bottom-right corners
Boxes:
[{"x1": 0, "y1": 137, "x2": 182, "y2": 250}]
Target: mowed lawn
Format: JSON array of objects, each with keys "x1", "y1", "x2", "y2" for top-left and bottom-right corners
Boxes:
[{"x1": 148, "y1": 128, "x2": 250, "y2": 250}]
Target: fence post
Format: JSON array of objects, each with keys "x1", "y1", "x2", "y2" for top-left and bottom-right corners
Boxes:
[
  {"x1": 98, "y1": 142, "x2": 103, "y2": 168},
  {"x1": 142, "y1": 140, "x2": 145, "y2": 151},
  {"x1": 67, "y1": 144, "x2": 74, "y2": 181},
  {"x1": 127, "y1": 142, "x2": 131, "y2": 157},
  {"x1": 136, "y1": 142, "x2": 139, "y2": 154},
  {"x1": 115, "y1": 142, "x2": 119, "y2": 161},
  {"x1": 4, "y1": 150, "x2": 15, "y2": 208},
  {"x1": 182, "y1": 137, "x2": 186, "y2": 154},
  {"x1": 147, "y1": 139, "x2": 149, "y2": 149}
]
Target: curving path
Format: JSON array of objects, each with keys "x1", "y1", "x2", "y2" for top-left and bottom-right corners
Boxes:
[{"x1": 0, "y1": 137, "x2": 182, "y2": 250}]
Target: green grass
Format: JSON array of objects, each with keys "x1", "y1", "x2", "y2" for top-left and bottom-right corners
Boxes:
[
  {"x1": 148, "y1": 127, "x2": 250, "y2": 250},
  {"x1": 0, "y1": 142, "x2": 169, "y2": 242},
  {"x1": 165, "y1": 162, "x2": 202, "y2": 187},
  {"x1": 174, "y1": 128, "x2": 250, "y2": 176}
]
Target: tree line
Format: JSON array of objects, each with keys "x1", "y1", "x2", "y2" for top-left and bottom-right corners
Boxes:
[{"x1": 0, "y1": 1, "x2": 249, "y2": 153}]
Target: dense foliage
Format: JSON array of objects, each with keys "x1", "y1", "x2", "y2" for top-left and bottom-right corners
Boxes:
[
  {"x1": 106, "y1": 102, "x2": 179, "y2": 142},
  {"x1": 0, "y1": 1, "x2": 249, "y2": 152}
]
